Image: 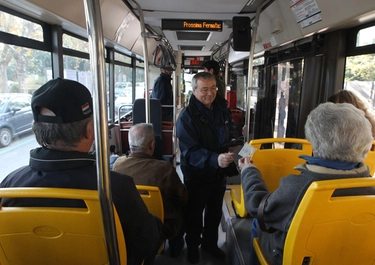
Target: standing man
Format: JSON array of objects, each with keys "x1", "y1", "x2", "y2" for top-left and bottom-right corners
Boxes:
[
  {"x1": 151, "y1": 66, "x2": 174, "y2": 121},
  {"x1": 0, "y1": 78, "x2": 164, "y2": 265},
  {"x1": 202, "y1": 60, "x2": 226, "y2": 99},
  {"x1": 113, "y1": 123, "x2": 188, "y2": 258},
  {"x1": 176, "y1": 72, "x2": 239, "y2": 264}
]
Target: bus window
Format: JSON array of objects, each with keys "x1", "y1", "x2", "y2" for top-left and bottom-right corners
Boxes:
[
  {"x1": 114, "y1": 65, "x2": 133, "y2": 119},
  {"x1": 135, "y1": 66, "x2": 145, "y2": 100},
  {"x1": 0, "y1": 14, "x2": 50, "y2": 180},
  {"x1": 344, "y1": 53, "x2": 375, "y2": 110},
  {"x1": 63, "y1": 33, "x2": 89, "y2": 53},
  {"x1": 63, "y1": 55, "x2": 91, "y2": 91},
  {"x1": 0, "y1": 10, "x2": 43, "y2": 42},
  {"x1": 356, "y1": 25, "x2": 375, "y2": 47},
  {"x1": 253, "y1": 59, "x2": 304, "y2": 146}
]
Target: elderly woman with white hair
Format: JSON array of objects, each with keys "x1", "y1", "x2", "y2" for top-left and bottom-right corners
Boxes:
[{"x1": 238, "y1": 102, "x2": 375, "y2": 265}]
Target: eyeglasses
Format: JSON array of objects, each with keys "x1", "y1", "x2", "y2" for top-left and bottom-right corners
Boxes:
[{"x1": 197, "y1": 87, "x2": 218, "y2": 95}]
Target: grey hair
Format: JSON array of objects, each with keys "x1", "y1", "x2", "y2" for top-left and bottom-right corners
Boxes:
[
  {"x1": 128, "y1": 123, "x2": 154, "y2": 153},
  {"x1": 191, "y1": 72, "x2": 215, "y2": 90},
  {"x1": 305, "y1": 102, "x2": 373, "y2": 162},
  {"x1": 32, "y1": 116, "x2": 92, "y2": 151}
]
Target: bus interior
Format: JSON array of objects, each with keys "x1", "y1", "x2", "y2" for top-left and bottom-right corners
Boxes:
[{"x1": 1, "y1": 0, "x2": 375, "y2": 264}]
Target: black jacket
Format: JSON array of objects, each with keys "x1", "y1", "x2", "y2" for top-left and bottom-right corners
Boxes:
[
  {"x1": 176, "y1": 94, "x2": 238, "y2": 184},
  {"x1": 0, "y1": 147, "x2": 164, "y2": 265}
]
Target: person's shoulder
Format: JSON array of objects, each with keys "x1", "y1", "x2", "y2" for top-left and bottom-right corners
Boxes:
[
  {"x1": 157, "y1": 159, "x2": 177, "y2": 170},
  {"x1": 177, "y1": 106, "x2": 190, "y2": 119},
  {"x1": 113, "y1": 155, "x2": 128, "y2": 163},
  {"x1": 110, "y1": 170, "x2": 134, "y2": 183},
  {"x1": 0, "y1": 165, "x2": 30, "y2": 187}
]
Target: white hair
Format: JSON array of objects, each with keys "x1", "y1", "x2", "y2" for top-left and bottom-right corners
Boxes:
[{"x1": 305, "y1": 102, "x2": 373, "y2": 162}]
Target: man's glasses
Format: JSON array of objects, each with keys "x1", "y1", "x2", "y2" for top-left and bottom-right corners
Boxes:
[{"x1": 197, "y1": 87, "x2": 218, "y2": 95}]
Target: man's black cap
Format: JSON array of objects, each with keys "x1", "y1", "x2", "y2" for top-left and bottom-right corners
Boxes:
[{"x1": 32, "y1": 78, "x2": 93, "y2": 123}]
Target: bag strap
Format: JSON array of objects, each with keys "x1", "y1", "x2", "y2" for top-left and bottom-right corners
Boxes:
[{"x1": 257, "y1": 193, "x2": 275, "y2": 233}]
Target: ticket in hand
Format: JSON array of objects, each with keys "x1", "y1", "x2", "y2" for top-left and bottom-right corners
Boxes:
[{"x1": 238, "y1": 144, "x2": 257, "y2": 158}]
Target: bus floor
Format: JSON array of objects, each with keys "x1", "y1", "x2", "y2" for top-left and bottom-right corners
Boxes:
[
  {"x1": 153, "y1": 218, "x2": 228, "y2": 265},
  {"x1": 155, "y1": 164, "x2": 254, "y2": 265}
]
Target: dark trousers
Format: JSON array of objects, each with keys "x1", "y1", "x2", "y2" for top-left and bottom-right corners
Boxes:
[{"x1": 184, "y1": 179, "x2": 226, "y2": 248}]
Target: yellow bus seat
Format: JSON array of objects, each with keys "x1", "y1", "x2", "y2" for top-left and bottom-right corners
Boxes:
[
  {"x1": 253, "y1": 177, "x2": 375, "y2": 265},
  {"x1": 230, "y1": 138, "x2": 312, "y2": 218},
  {"x1": 136, "y1": 185, "x2": 164, "y2": 254},
  {"x1": 364, "y1": 140, "x2": 375, "y2": 176},
  {"x1": 136, "y1": 185, "x2": 164, "y2": 222},
  {"x1": 229, "y1": 185, "x2": 248, "y2": 218},
  {"x1": 249, "y1": 138, "x2": 312, "y2": 192},
  {"x1": 0, "y1": 187, "x2": 126, "y2": 265}
]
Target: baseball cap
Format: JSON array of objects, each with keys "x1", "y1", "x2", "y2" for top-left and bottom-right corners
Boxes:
[{"x1": 32, "y1": 78, "x2": 93, "y2": 123}]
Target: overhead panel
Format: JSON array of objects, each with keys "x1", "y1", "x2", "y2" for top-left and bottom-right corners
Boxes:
[
  {"x1": 176, "y1": 32, "x2": 210, "y2": 41},
  {"x1": 178, "y1": 45, "x2": 205, "y2": 51}
]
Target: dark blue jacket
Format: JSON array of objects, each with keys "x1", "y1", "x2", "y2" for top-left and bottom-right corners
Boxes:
[
  {"x1": 0, "y1": 147, "x2": 164, "y2": 265},
  {"x1": 150, "y1": 73, "x2": 173, "y2": 121},
  {"x1": 176, "y1": 94, "x2": 238, "y2": 184}
]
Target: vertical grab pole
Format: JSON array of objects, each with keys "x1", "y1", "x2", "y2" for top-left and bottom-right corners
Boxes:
[
  {"x1": 244, "y1": 0, "x2": 271, "y2": 142},
  {"x1": 225, "y1": 32, "x2": 233, "y2": 92},
  {"x1": 83, "y1": 0, "x2": 120, "y2": 264},
  {"x1": 128, "y1": 0, "x2": 150, "y2": 123}
]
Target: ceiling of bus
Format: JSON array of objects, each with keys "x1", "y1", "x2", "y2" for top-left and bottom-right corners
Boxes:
[
  {"x1": 125, "y1": 0, "x2": 266, "y2": 57},
  {"x1": 3, "y1": 0, "x2": 375, "y2": 65}
]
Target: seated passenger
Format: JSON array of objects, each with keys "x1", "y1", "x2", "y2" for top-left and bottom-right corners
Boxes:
[
  {"x1": 328, "y1": 89, "x2": 375, "y2": 138},
  {"x1": 113, "y1": 123, "x2": 188, "y2": 258},
  {"x1": 238, "y1": 102, "x2": 375, "y2": 265},
  {"x1": 0, "y1": 78, "x2": 164, "y2": 265},
  {"x1": 109, "y1": 144, "x2": 119, "y2": 170}
]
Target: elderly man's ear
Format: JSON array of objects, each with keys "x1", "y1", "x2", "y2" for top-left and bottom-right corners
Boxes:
[
  {"x1": 84, "y1": 119, "x2": 95, "y2": 140},
  {"x1": 150, "y1": 139, "x2": 156, "y2": 152}
]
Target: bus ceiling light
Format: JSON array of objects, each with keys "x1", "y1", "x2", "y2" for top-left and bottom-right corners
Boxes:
[
  {"x1": 114, "y1": 12, "x2": 135, "y2": 42},
  {"x1": 317, "y1": 27, "x2": 329, "y2": 33},
  {"x1": 246, "y1": 0, "x2": 256, "y2": 6}
]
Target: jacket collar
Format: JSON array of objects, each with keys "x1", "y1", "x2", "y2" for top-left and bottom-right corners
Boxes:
[
  {"x1": 128, "y1": 152, "x2": 155, "y2": 160},
  {"x1": 296, "y1": 162, "x2": 369, "y2": 176},
  {"x1": 30, "y1": 147, "x2": 95, "y2": 172},
  {"x1": 160, "y1": 73, "x2": 172, "y2": 80}
]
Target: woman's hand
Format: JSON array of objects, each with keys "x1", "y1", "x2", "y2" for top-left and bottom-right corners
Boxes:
[{"x1": 238, "y1": 156, "x2": 253, "y2": 171}]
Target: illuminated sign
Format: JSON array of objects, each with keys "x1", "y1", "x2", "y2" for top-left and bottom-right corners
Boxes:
[
  {"x1": 189, "y1": 60, "x2": 200, "y2": 65},
  {"x1": 182, "y1": 56, "x2": 211, "y2": 68},
  {"x1": 162, "y1": 19, "x2": 223, "y2": 32}
]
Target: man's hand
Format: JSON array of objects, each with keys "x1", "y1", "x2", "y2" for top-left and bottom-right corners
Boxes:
[{"x1": 218, "y1": 152, "x2": 234, "y2": 168}]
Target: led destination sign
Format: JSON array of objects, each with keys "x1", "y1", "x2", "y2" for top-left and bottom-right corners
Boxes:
[{"x1": 162, "y1": 19, "x2": 223, "y2": 32}]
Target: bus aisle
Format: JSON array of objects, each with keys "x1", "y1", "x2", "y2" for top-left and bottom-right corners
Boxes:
[{"x1": 155, "y1": 156, "x2": 252, "y2": 265}]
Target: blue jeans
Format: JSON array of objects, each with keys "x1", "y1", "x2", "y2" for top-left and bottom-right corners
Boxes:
[{"x1": 250, "y1": 218, "x2": 260, "y2": 265}]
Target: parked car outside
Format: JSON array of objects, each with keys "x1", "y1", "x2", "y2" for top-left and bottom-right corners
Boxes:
[
  {"x1": 0, "y1": 93, "x2": 33, "y2": 147},
  {"x1": 115, "y1": 81, "x2": 132, "y2": 99},
  {"x1": 114, "y1": 87, "x2": 133, "y2": 119}
]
